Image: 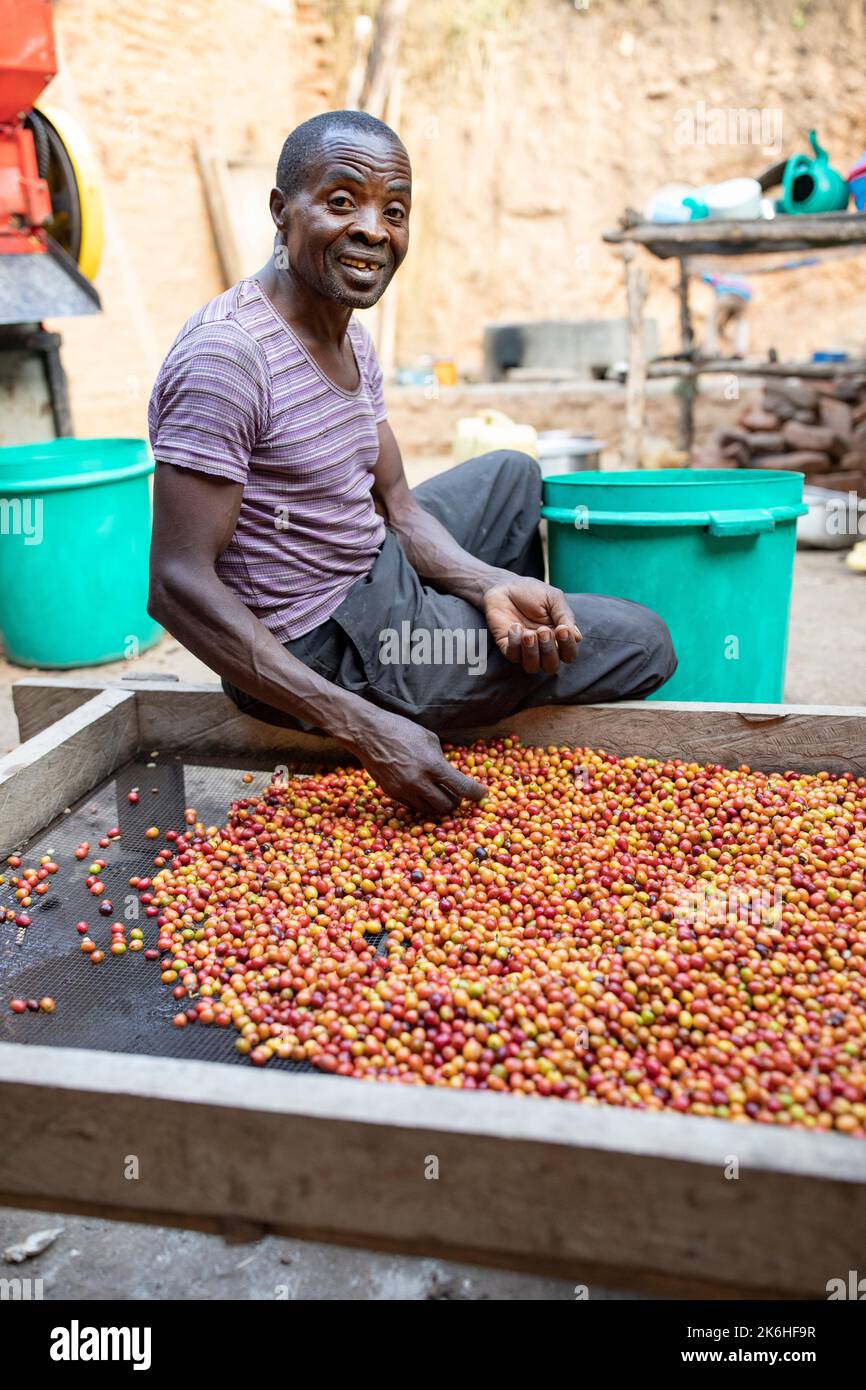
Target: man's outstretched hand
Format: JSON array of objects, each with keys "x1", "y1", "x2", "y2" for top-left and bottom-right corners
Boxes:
[{"x1": 483, "y1": 577, "x2": 582, "y2": 674}]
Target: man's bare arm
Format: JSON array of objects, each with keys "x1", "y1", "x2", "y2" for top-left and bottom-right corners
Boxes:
[{"x1": 148, "y1": 463, "x2": 484, "y2": 814}]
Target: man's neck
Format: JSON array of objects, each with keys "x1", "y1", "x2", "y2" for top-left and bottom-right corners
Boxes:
[{"x1": 253, "y1": 258, "x2": 353, "y2": 349}]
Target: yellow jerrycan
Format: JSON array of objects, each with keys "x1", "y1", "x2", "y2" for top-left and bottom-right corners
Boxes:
[{"x1": 452, "y1": 409, "x2": 538, "y2": 465}]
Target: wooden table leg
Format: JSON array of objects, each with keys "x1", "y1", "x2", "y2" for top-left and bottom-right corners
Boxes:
[
  {"x1": 621, "y1": 242, "x2": 646, "y2": 469},
  {"x1": 678, "y1": 259, "x2": 696, "y2": 452}
]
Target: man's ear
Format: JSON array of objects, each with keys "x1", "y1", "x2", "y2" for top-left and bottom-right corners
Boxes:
[{"x1": 269, "y1": 186, "x2": 288, "y2": 233}]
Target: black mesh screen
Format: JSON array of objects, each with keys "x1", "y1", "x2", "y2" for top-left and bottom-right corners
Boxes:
[{"x1": 0, "y1": 756, "x2": 384, "y2": 1075}]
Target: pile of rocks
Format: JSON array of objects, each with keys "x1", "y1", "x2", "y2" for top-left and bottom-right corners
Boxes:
[{"x1": 698, "y1": 377, "x2": 866, "y2": 495}]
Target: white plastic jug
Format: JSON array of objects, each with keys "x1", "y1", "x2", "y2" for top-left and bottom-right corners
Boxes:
[{"x1": 453, "y1": 409, "x2": 538, "y2": 464}]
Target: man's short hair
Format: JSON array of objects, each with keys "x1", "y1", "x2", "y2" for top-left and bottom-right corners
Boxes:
[{"x1": 275, "y1": 110, "x2": 406, "y2": 200}]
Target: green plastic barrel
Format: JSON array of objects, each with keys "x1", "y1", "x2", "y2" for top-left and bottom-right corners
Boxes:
[
  {"x1": 0, "y1": 438, "x2": 162, "y2": 667},
  {"x1": 541, "y1": 469, "x2": 808, "y2": 702}
]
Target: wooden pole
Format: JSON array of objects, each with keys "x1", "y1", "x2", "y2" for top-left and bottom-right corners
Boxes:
[
  {"x1": 678, "y1": 260, "x2": 696, "y2": 451},
  {"x1": 621, "y1": 243, "x2": 647, "y2": 469},
  {"x1": 344, "y1": 14, "x2": 374, "y2": 109},
  {"x1": 361, "y1": 0, "x2": 409, "y2": 117},
  {"x1": 357, "y1": 0, "x2": 409, "y2": 377}
]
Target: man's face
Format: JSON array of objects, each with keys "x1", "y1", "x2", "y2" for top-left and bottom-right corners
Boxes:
[{"x1": 274, "y1": 129, "x2": 411, "y2": 309}]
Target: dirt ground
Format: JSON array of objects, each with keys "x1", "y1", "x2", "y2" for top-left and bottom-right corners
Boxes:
[
  {"x1": 786, "y1": 548, "x2": 866, "y2": 704},
  {"x1": 0, "y1": 1206, "x2": 601, "y2": 1301}
]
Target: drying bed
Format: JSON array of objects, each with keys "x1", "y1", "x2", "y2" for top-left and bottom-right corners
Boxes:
[{"x1": 1, "y1": 678, "x2": 865, "y2": 1298}]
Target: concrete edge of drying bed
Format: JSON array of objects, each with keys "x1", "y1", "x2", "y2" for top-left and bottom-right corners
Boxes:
[
  {"x1": 1, "y1": 1042, "x2": 864, "y2": 1299},
  {"x1": 10, "y1": 678, "x2": 866, "y2": 774}
]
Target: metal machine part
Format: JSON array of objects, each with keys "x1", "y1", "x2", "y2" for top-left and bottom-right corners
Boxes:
[
  {"x1": 0, "y1": 0, "x2": 102, "y2": 324},
  {"x1": 0, "y1": 323, "x2": 72, "y2": 441}
]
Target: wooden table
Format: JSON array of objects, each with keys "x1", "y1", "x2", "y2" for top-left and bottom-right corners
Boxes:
[
  {"x1": 1, "y1": 678, "x2": 865, "y2": 1298},
  {"x1": 602, "y1": 213, "x2": 866, "y2": 461}
]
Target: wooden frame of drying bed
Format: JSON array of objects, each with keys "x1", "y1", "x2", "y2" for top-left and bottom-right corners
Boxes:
[{"x1": 1, "y1": 678, "x2": 865, "y2": 1299}]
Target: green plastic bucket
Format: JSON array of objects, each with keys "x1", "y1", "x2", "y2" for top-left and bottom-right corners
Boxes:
[
  {"x1": 0, "y1": 437, "x2": 162, "y2": 668},
  {"x1": 541, "y1": 469, "x2": 808, "y2": 702}
]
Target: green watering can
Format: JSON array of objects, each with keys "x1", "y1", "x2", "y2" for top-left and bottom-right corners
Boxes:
[{"x1": 778, "y1": 130, "x2": 849, "y2": 215}]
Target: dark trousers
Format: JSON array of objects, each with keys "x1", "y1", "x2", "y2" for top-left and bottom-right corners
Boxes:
[{"x1": 222, "y1": 451, "x2": 677, "y2": 732}]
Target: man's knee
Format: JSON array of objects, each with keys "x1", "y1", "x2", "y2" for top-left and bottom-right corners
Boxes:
[
  {"x1": 567, "y1": 594, "x2": 677, "y2": 700},
  {"x1": 485, "y1": 448, "x2": 541, "y2": 490},
  {"x1": 639, "y1": 605, "x2": 677, "y2": 693},
  {"x1": 412, "y1": 448, "x2": 540, "y2": 513},
  {"x1": 458, "y1": 448, "x2": 540, "y2": 501}
]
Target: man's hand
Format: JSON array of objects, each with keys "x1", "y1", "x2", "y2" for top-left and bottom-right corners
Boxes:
[
  {"x1": 483, "y1": 577, "x2": 582, "y2": 675},
  {"x1": 344, "y1": 710, "x2": 487, "y2": 816}
]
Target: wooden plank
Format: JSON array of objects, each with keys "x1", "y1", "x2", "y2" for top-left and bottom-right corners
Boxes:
[
  {"x1": 195, "y1": 148, "x2": 273, "y2": 289},
  {"x1": 647, "y1": 358, "x2": 866, "y2": 380},
  {"x1": 0, "y1": 690, "x2": 137, "y2": 855},
  {"x1": 603, "y1": 214, "x2": 866, "y2": 259},
  {"x1": 196, "y1": 145, "x2": 246, "y2": 289},
  {"x1": 133, "y1": 686, "x2": 866, "y2": 774},
  {"x1": 11, "y1": 677, "x2": 332, "y2": 757},
  {"x1": 136, "y1": 684, "x2": 344, "y2": 761},
  {"x1": 0, "y1": 1043, "x2": 863, "y2": 1298},
  {"x1": 453, "y1": 702, "x2": 866, "y2": 775},
  {"x1": 10, "y1": 680, "x2": 866, "y2": 773}
]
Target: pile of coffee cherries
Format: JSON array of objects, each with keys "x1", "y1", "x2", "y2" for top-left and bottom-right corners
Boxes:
[
  {"x1": 139, "y1": 739, "x2": 866, "y2": 1134},
  {"x1": 2, "y1": 853, "x2": 58, "y2": 927}
]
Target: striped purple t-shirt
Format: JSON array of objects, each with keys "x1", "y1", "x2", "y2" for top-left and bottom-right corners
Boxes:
[{"x1": 148, "y1": 277, "x2": 387, "y2": 641}]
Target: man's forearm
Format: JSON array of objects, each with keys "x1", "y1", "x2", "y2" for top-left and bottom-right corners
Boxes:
[
  {"x1": 148, "y1": 563, "x2": 380, "y2": 750},
  {"x1": 382, "y1": 491, "x2": 509, "y2": 607}
]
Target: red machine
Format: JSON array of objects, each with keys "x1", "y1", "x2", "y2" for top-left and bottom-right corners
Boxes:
[
  {"x1": 0, "y1": 0, "x2": 55, "y2": 253},
  {"x1": 0, "y1": 0, "x2": 101, "y2": 324}
]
